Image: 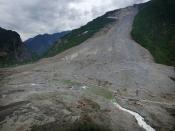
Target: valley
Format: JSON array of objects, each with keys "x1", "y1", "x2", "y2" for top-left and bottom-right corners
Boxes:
[{"x1": 0, "y1": 5, "x2": 175, "y2": 131}]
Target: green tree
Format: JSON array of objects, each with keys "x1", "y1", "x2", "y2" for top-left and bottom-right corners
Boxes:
[{"x1": 152, "y1": 0, "x2": 175, "y2": 22}]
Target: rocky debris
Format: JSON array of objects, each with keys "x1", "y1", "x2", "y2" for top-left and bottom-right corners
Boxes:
[
  {"x1": 0, "y1": 101, "x2": 29, "y2": 122},
  {"x1": 0, "y1": 6, "x2": 175, "y2": 131}
]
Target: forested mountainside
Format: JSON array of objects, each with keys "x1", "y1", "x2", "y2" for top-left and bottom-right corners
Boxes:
[
  {"x1": 0, "y1": 27, "x2": 30, "y2": 67},
  {"x1": 132, "y1": 0, "x2": 175, "y2": 66}
]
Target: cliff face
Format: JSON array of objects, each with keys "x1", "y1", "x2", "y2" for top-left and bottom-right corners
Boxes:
[
  {"x1": 0, "y1": 27, "x2": 22, "y2": 57},
  {"x1": 0, "y1": 27, "x2": 30, "y2": 67}
]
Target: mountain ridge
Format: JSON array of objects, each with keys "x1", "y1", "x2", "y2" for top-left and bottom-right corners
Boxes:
[{"x1": 25, "y1": 31, "x2": 70, "y2": 56}]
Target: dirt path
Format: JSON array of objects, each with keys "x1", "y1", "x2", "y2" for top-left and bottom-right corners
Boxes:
[{"x1": 0, "y1": 6, "x2": 175, "y2": 131}]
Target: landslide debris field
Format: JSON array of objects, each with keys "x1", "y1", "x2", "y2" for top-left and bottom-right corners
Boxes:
[{"x1": 0, "y1": 6, "x2": 175, "y2": 131}]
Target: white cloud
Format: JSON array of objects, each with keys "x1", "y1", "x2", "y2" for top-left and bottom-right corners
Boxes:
[{"x1": 0, "y1": 0, "x2": 149, "y2": 40}]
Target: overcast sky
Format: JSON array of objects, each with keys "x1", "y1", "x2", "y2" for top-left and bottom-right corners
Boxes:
[{"x1": 0, "y1": 0, "x2": 149, "y2": 41}]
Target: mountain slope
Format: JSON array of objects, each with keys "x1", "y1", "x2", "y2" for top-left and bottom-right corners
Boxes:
[
  {"x1": 25, "y1": 31, "x2": 69, "y2": 56},
  {"x1": 0, "y1": 6, "x2": 175, "y2": 131},
  {"x1": 131, "y1": 1, "x2": 175, "y2": 66},
  {"x1": 45, "y1": 10, "x2": 116, "y2": 57},
  {"x1": 0, "y1": 27, "x2": 30, "y2": 67}
]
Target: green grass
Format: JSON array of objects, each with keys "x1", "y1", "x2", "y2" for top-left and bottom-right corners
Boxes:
[
  {"x1": 86, "y1": 86, "x2": 113, "y2": 100},
  {"x1": 44, "y1": 11, "x2": 116, "y2": 57},
  {"x1": 131, "y1": 2, "x2": 175, "y2": 66}
]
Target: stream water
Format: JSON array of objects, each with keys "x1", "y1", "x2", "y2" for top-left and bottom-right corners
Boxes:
[
  {"x1": 112, "y1": 100, "x2": 155, "y2": 131},
  {"x1": 80, "y1": 85, "x2": 155, "y2": 131}
]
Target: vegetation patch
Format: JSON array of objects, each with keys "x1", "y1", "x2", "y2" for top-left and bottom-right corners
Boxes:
[
  {"x1": 0, "y1": 51, "x2": 39, "y2": 68},
  {"x1": 61, "y1": 79, "x2": 113, "y2": 100},
  {"x1": 86, "y1": 86, "x2": 113, "y2": 100},
  {"x1": 131, "y1": 1, "x2": 175, "y2": 66},
  {"x1": 61, "y1": 79, "x2": 79, "y2": 85}
]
